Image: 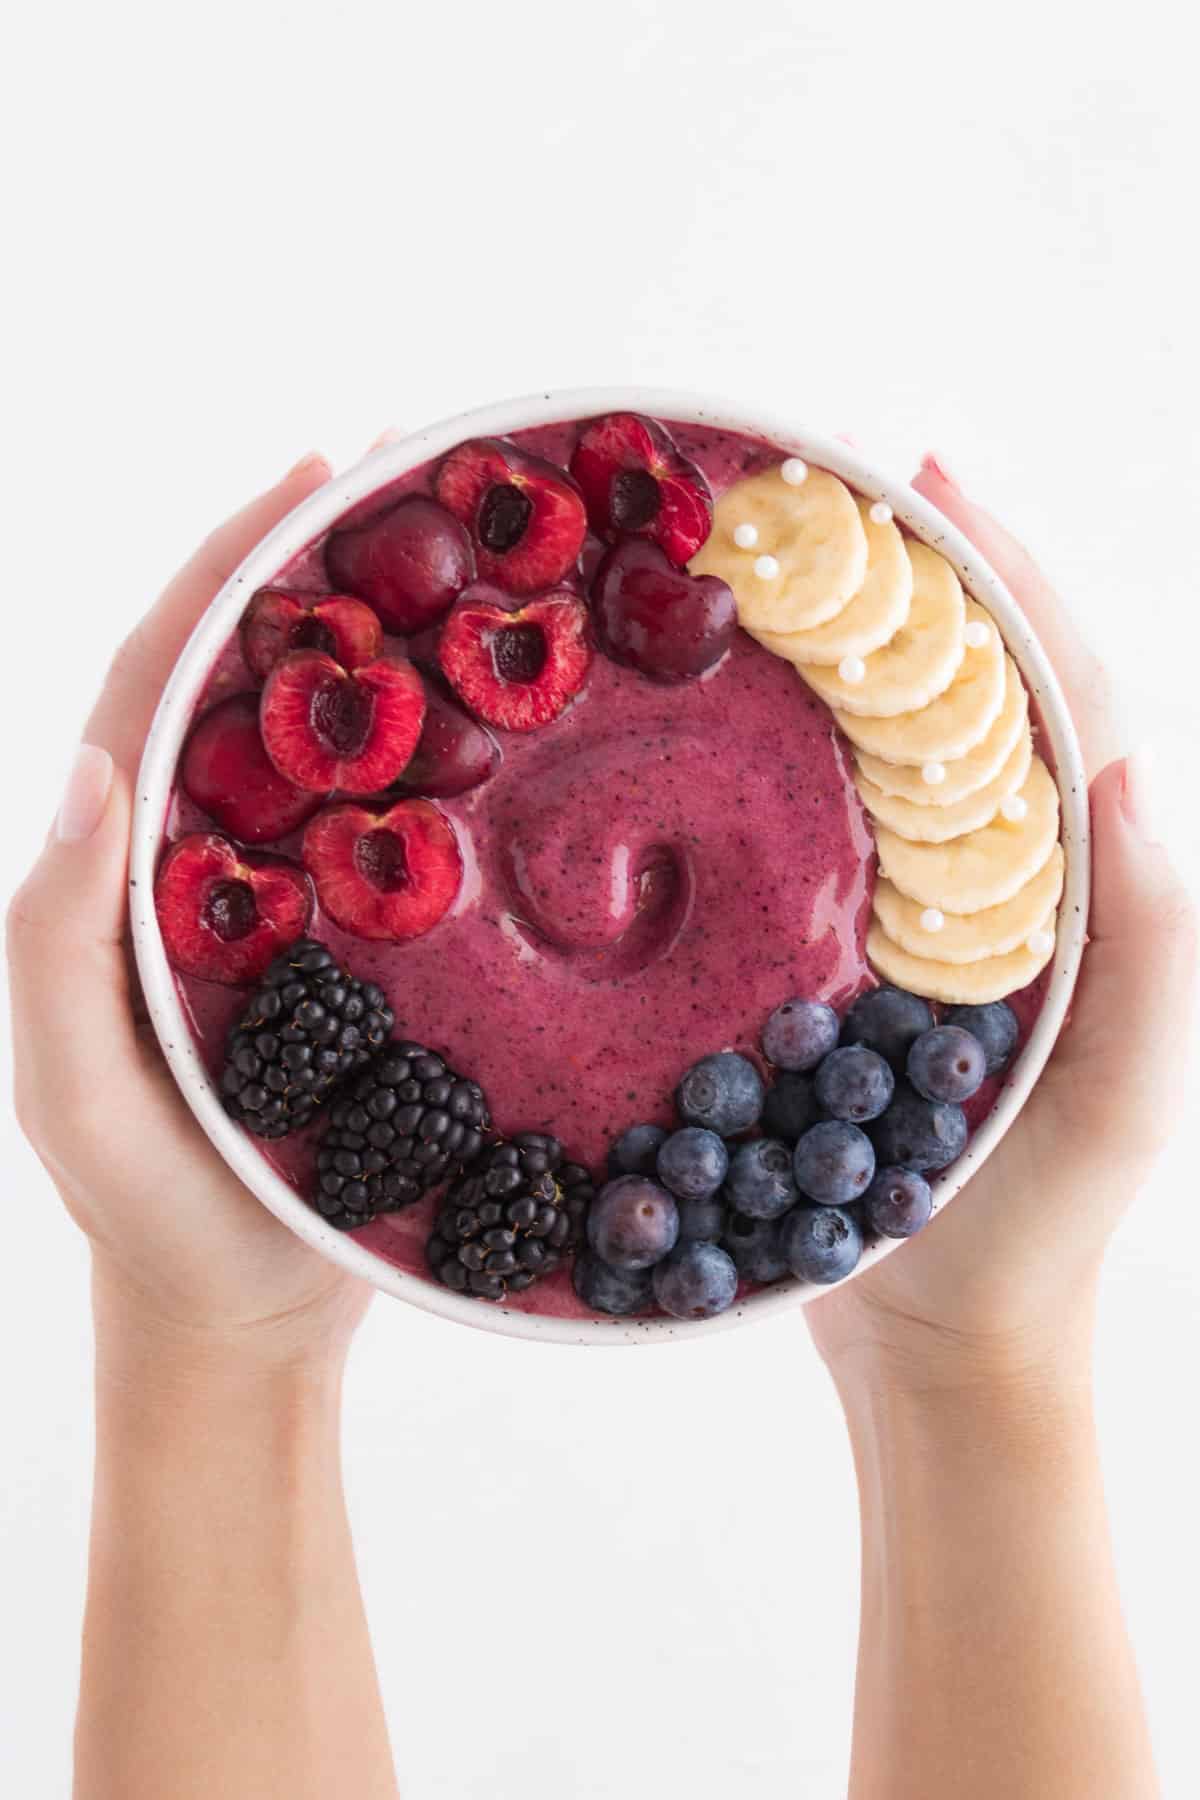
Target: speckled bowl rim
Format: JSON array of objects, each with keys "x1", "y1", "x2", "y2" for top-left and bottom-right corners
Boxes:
[{"x1": 130, "y1": 387, "x2": 1090, "y2": 1346}]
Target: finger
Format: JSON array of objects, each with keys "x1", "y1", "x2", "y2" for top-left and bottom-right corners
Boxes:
[
  {"x1": 910, "y1": 455, "x2": 1121, "y2": 776},
  {"x1": 1041, "y1": 755, "x2": 1196, "y2": 1157},
  {"x1": 87, "y1": 452, "x2": 332, "y2": 778},
  {"x1": 366, "y1": 425, "x2": 406, "y2": 451}
]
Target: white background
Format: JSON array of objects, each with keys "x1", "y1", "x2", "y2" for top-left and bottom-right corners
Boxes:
[{"x1": 3, "y1": 2, "x2": 1198, "y2": 1795}]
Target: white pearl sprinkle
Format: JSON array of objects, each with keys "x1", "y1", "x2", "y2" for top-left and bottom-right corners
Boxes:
[
  {"x1": 920, "y1": 908, "x2": 945, "y2": 934},
  {"x1": 733, "y1": 522, "x2": 759, "y2": 549},
  {"x1": 754, "y1": 554, "x2": 780, "y2": 580},
  {"x1": 1000, "y1": 794, "x2": 1028, "y2": 822},
  {"x1": 964, "y1": 619, "x2": 992, "y2": 650},
  {"x1": 922, "y1": 762, "x2": 946, "y2": 786},
  {"x1": 868, "y1": 500, "x2": 893, "y2": 525},
  {"x1": 1026, "y1": 928, "x2": 1055, "y2": 956},
  {"x1": 838, "y1": 654, "x2": 866, "y2": 685},
  {"x1": 780, "y1": 457, "x2": 808, "y2": 486}
]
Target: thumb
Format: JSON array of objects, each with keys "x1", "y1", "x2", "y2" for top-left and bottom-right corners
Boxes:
[
  {"x1": 1045, "y1": 755, "x2": 1196, "y2": 1155},
  {"x1": 7, "y1": 747, "x2": 138, "y2": 1143}
]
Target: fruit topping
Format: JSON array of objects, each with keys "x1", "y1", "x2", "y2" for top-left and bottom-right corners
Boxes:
[
  {"x1": 219, "y1": 939, "x2": 393, "y2": 1139},
  {"x1": 812, "y1": 1045, "x2": 895, "y2": 1124},
  {"x1": 570, "y1": 412, "x2": 713, "y2": 566},
  {"x1": 656, "y1": 1126, "x2": 729, "y2": 1201},
  {"x1": 389, "y1": 670, "x2": 499, "y2": 798},
  {"x1": 240, "y1": 589, "x2": 382, "y2": 682},
  {"x1": 762, "y1": 998, "x2": 839, "y2": 1072},
  {"x1": 840, "y1": 985, "x2": 934, "y2": 1068},
  {"x1": 723, "y1": 1213, "x2": 789, "y2": 1284},
  {"x1": 869, "y1": 1084, "x2": 968, "y2": 1174},
  {"x1": 324, "y1": 496, "x2": 474, "y2": 633},
  {"x1": 761, "y1": 1072, "x2": 817, "y2": 1142},
  {"x1": 434, "y1": 439, "x2": 587, "y2": 593},
  {"x1": 180, "y1": 694, "x2": 325, "y2": 844},
  {"x1": 725, "y1": 1138, "x2": 799, "y2": 1221},
  {"x1": 779, "y1": 1205, "x2": 864, "y2": 1285},
  {"x1": 608, "y1": 1122, "x2": 669, "y2": 1179},
  {"x1": 314, "y1": 1042, "x2": 491, "y2": 1228},
  {"x1": 586, "y1": 1175, "x2": 680, "y2": 1270},
  {"x1": 676, "y1": 1191, "x2": 728, "y2": 1243},
  {"x1": 675, "y1": 1052, "x2": 764, "y2": 1137},
  {"x1": 652, "y1": 1241, "x2": 738, "y2": 1319},
  {"x1": 260, "y1": 650, "x2": 426, "y2": 794},
  {"x1": 590, "y1": 539, "x2": 735, "y2": 683},
  {"x1": 573, "y1": 1251, "x2": 654, "y2": 1317},
  {"x1": 427, "y1": 1135, "x2": 594, "y2": 1300},
  {"x1": 438, "y1": 585, "x2": 591, "y2": 732},
  {"x1": 154, "y1": 833, "x2": 312, "y2": 985},
  {"x1": 943, "y1": 1001, "x2": 1019, "y2": 1076},
  {"x1": 302, "y1": 799, "x2": 461, "y2": 942},
  {"x1": 864, "y1": 1167, "x2": 933, "y2": 1239},
  {"x1": 792, "y1": 1119, "x2": 875, "y2": 1206},
  {"x1": 906, "y1": 1025, "x2": 987, "y2": 1105}
]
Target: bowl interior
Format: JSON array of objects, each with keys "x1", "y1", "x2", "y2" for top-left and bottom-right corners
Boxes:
[{"x1": 130, "y1": 387, "x2": 1090, "y2": 1345}]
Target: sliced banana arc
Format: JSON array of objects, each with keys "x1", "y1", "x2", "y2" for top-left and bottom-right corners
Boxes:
[
  {"x1": 692, "y1": 465, "x2": 868, "y2": 634},
  {"x1": 872, "y1": 844, "x2": 1065, "y2": 965},
  {"x1": 750, "y1": 499, "x2": 913, "y2": 666},
  {"x1": 800, "y1": 541, "x2": 965, "y2": 718},
  {"x1": 854, "y1": 654, "x2": 1029, "y2": 797},
  {"x1": 834, "y1": 596, "x2": 1005, "y2": 757},
  {"x1": 866, "y1": 910, "x2": 1058, "y2": 1005},
  {"x1": 873, "y1": 756, "x2": 1060, "y2": 914},
  {"x1": 856, "y1": 723, "x2": 1032, "y2": 844}
]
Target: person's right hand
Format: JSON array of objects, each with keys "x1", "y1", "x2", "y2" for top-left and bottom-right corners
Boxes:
[{"x1": 807, "y1": 456, "x2": 1196, "y2": 1392}]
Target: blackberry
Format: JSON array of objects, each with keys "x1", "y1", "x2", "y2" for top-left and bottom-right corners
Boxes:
[
  {"x1": 314, "y1": 1043, "x2": 491, "y2": 1230},
  {"x1": 219, "y1": 939, "x2": 393, "y2": 1139},
  {"x1": 427, "y1": 1135, "x2": 594, "y2": 1300}
]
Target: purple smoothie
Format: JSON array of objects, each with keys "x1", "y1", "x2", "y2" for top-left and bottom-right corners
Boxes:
[{"x1": 167, "y1": 417, "x2": 1048, "y2": 1320}]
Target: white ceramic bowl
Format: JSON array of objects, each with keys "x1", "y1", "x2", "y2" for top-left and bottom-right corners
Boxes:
[{"x1": 131, "y1": 388, "x2": 1090, "y2": 1345}]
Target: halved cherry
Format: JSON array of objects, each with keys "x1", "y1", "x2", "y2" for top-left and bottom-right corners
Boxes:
[
  {"x1": 324, "y1": 495, "x2": 474, "y2": 633},
  {"x1": 154, "y1": 833, "x2": 312, "y2": 984},
  {"x1": 302, "y1": 800, "x2": 462, "y2": 942},
  {"x1": 240, "y1": 588, "x2": 382, "y2": 681},
  {"x1": 392, "y1": 670, "x2": 500, "y2": 798},
  {"x1": 569, "y1": 413, "x2": 713, "y2": 565},
  {"x1": 434, "y1": 438, "x2": 587, "y2": 594},
  {"x1": 181, "y1": 693, "x2": 326, "y2": 843},
  {"x1": 260, "y1": 651, "x2": 425, "y2": 795},
  {"x1": 438, "y1": 584, "x2": 592, "y2": 732}
]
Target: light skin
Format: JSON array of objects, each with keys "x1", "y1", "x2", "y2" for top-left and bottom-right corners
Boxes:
[{"x1": 7, "y1": 446, "x2": 1194, "y2": 1800}]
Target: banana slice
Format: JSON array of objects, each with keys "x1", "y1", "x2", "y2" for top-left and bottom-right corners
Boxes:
[
  {"x1": 855, "y1": 655, "x2": 1029, "y2": 797},
  {"x1": 833, "y1": 595, "x2": 1004, "y2": 753},
  {"x1": 873, "y1": 757, "x2": 1060, "y2": 913},
  {"x1": 867, "y1": 910, "x2": 1058, "y2": 1004},
  {"x1": 872, "y1": 845, "x2": 1065, "y2": 964},
  {"x1": 856, "y1": 723, "x2": 1032, "y2": 843},
  {"x1": 798, "y1": 541, "x2": 965, "y2": 718},
  {"x1": 750, "y1": 499, "x2": 913, "y2": 666},
  {"x1": 691, "y1": 465, "x2": 868, "y2": 634}
]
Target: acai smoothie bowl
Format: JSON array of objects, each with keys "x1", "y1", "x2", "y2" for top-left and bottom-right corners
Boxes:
[{"x1": 130, "y1": 389, "x2": 1089, "y2": 1344}]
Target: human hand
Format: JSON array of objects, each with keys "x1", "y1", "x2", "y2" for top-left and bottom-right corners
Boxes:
[
  {"x1": 7, "y1": 453, "x2": 374, "y2": 1371},
  {"x1": 807, "y1": 455, "x2": 1196, "y2": 1396}
]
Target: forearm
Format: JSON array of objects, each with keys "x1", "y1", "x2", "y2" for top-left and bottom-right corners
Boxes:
[
  {"x1": 837, "y1": 1327, "x2": 1158, "y2": 1800},
  {"x1": 76, "y1": 1281, "x2": 398, "y2": 1800}
]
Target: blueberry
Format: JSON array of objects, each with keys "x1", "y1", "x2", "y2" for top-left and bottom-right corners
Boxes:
[
  {"x1": 725, "y1": 1138, "x2": 799, "y2": 1220},
  {"x1": 652, "y1": 1242, "x2": 739, "y2": 1319},
  {"x1": 761, "y1": 998, "x2": 839, "y2": 1071},
  {"x1": 863, "y1": 1166, "x2": 933, "y2": 1239},
  {"x1": 841, "y1": 985, "x2": 933, "y2": 1067},
  {"x1": 907, "y1": 1026, "x2": 987, "y2": 1104},
  {"x1": 675, "y1": 1052, "x2": 764, "y2": 1135},
  {"x1": 761, "y1": 1071, "x2": 817, "y2": 1141},
  {"x1": 723, "y1": 1211, "x2": 790, "y2": 1283},
  {"x1": 607, "y1": 1122, "x2": 668, "y2": 1178},
  {"x1": 586, "y1": 1176, "x2": 679, "y2": 1270},
  {"x1": 870, "y1": 1083, "x2": 968, "y2": 1173},
  {"x1": 657, "y1": 1127, "x2": 729, "y2": 1200},
  {"x1": 813, "y1": 1045, "x2": 895, "y2": 1123},
  {"x1": 676, "y1": 1191, "x2": 728, "y2": 1242},
  {"x1": 573, "y1": 1250, "x2": 654, "y2": 1316},
  {"x1": 944, "y1": 1002, "x2": 1019, "y2": 1077},
  {"x1": 779, "y1": 1205, "x2": 864, "y2": 1284},
  {"x1": 792, "y1": 1120, "x2": 875, "y2": 1205}
]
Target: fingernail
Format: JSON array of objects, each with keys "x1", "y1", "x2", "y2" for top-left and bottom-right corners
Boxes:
[
  {"x1": 282, "y1": 450, "x2": 326, "y2": 482},
  {"x1": 1121, "y1": 744, "x2": 1165, "y2": 843},
  {"x1": 369, "y1": 425, "x2": 406, "y2": 450},
  {"x1": 57, "y1": 745, "x2": 114, "y2": 842},
  {"x1": 921, "y1": 452, "x2": 964, "y2": 493}
]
